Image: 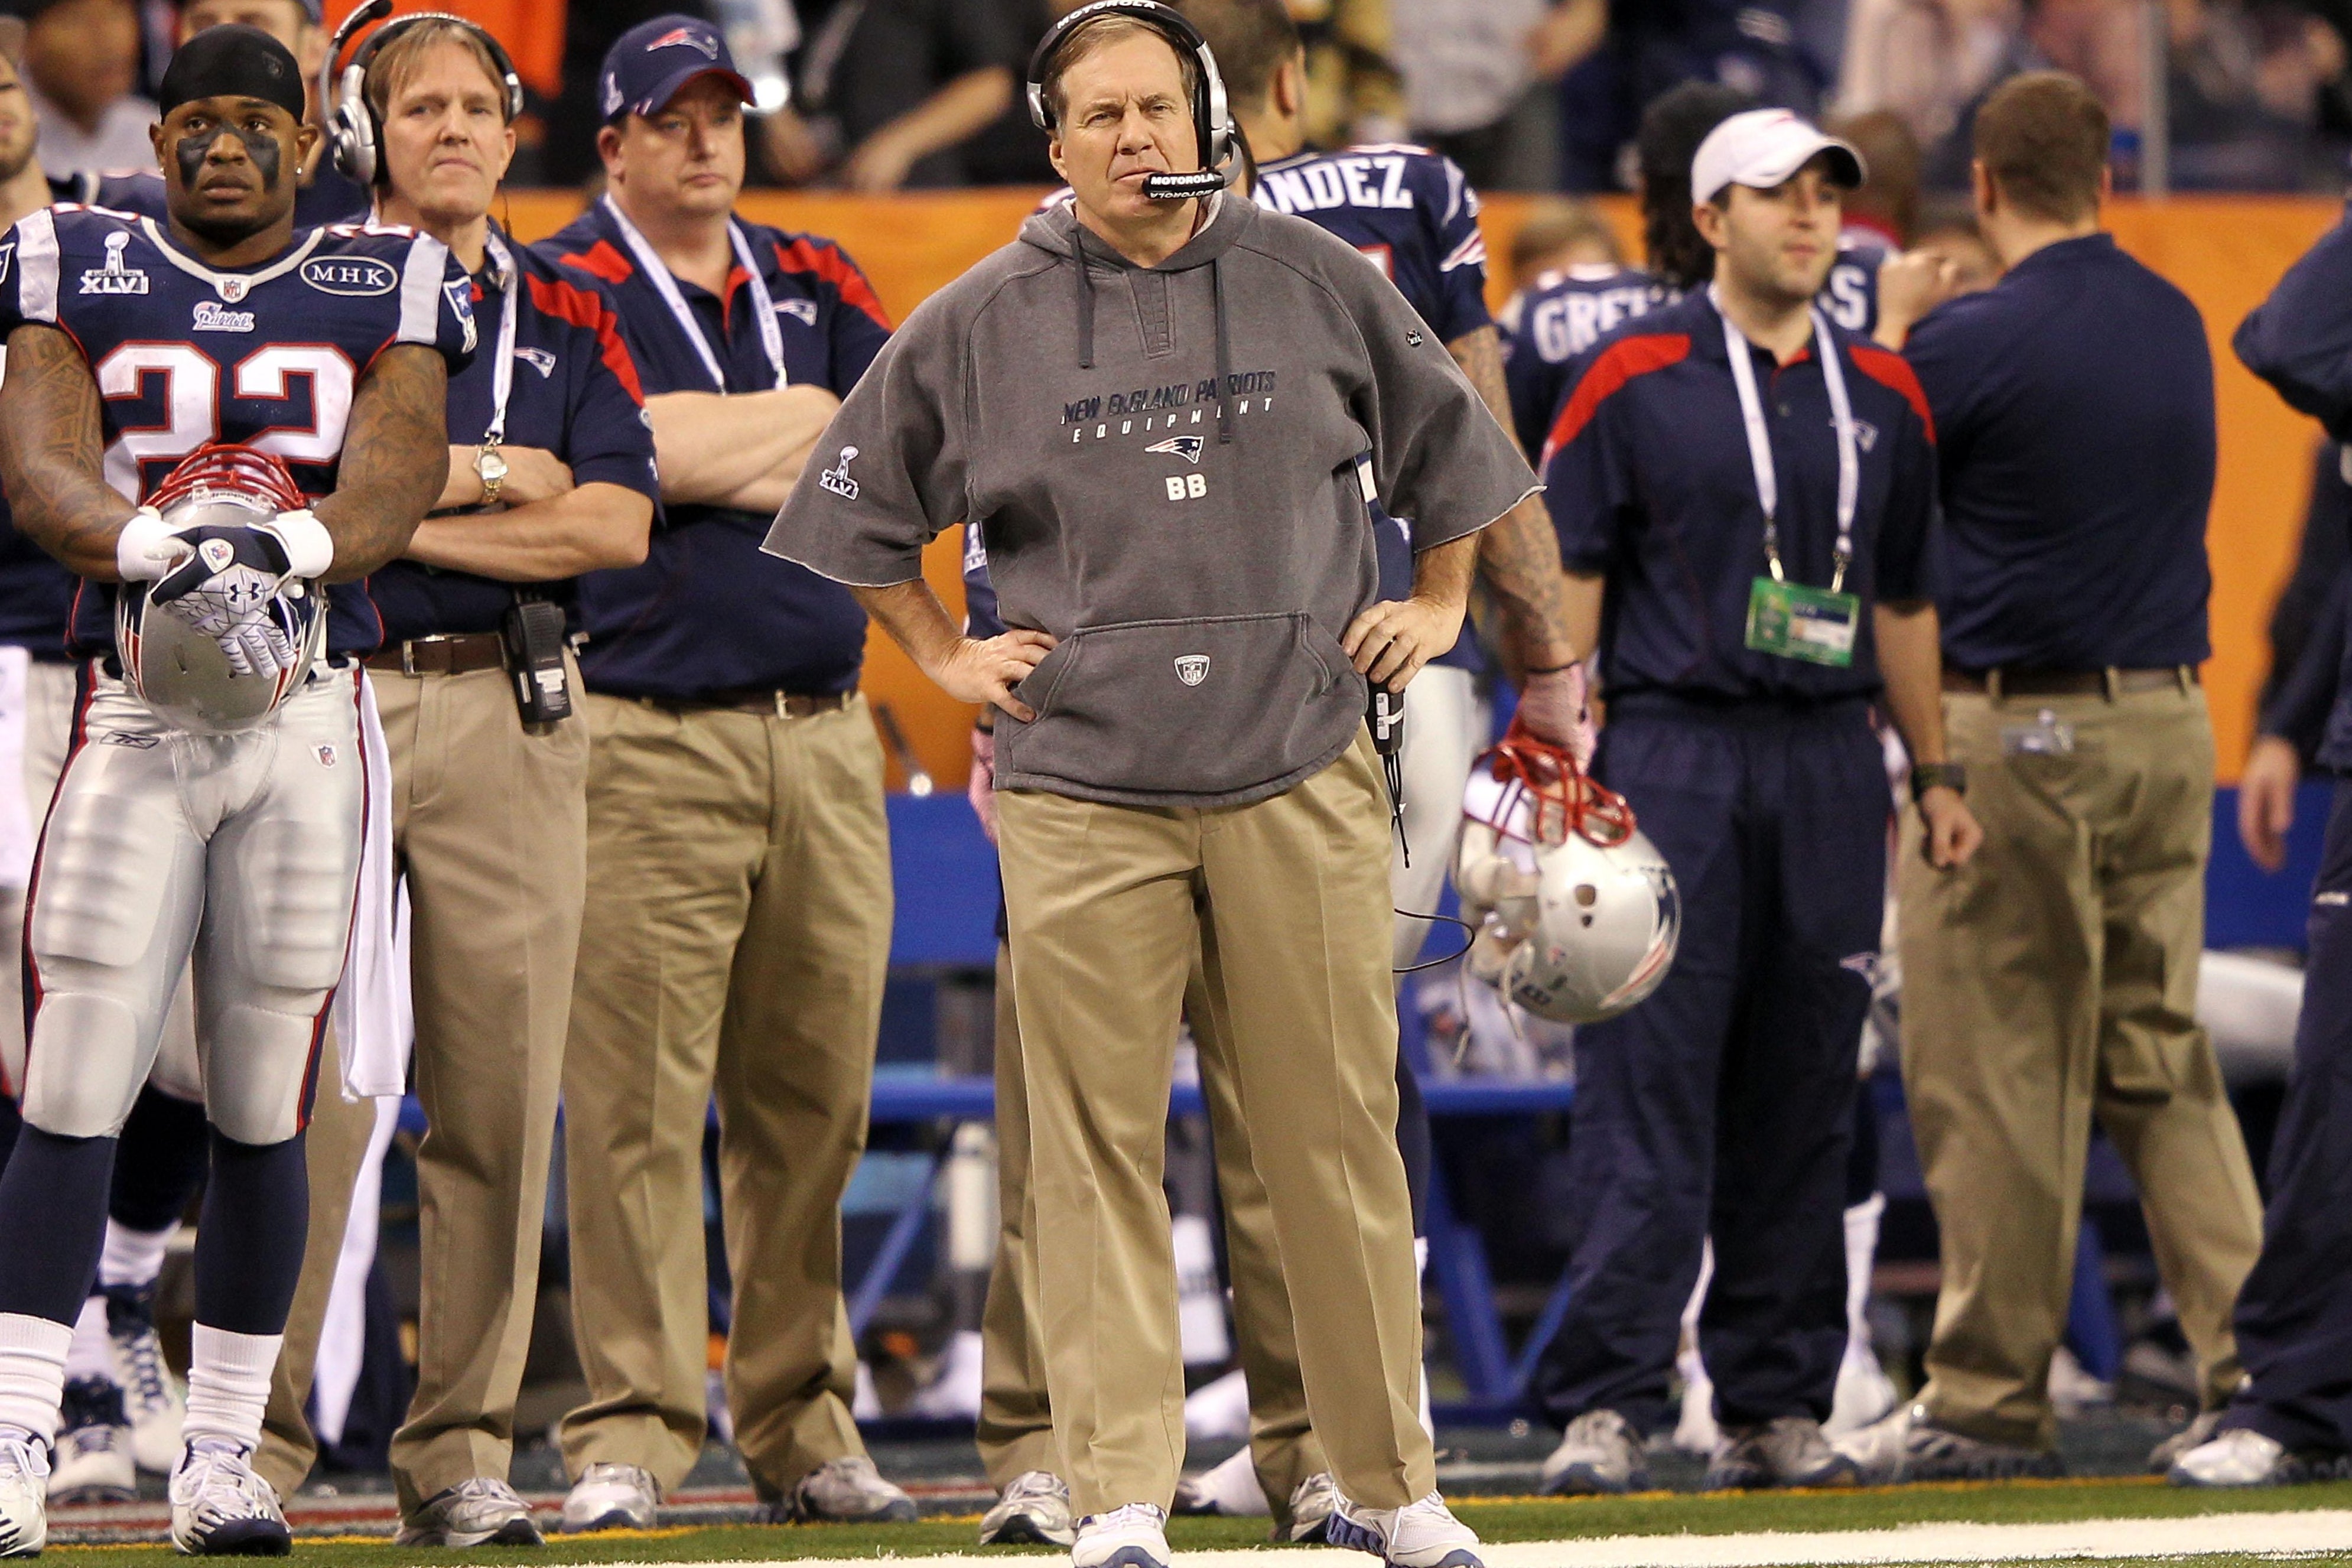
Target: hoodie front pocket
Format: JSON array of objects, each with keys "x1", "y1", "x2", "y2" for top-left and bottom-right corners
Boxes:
[{"x1": 1006, "y1": 612, "x2": 1364, "y2": 798}]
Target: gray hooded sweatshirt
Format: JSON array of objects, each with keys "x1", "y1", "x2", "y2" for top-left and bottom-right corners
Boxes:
[{"x1": 765, "y1": 191, "x2": 1536, "y2": 809}]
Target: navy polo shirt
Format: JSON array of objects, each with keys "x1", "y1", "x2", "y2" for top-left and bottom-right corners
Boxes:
[
  {"x1": 1904, "y1": 233, "x2": 2213, "y2": 673},
  {"x1": 368, "y1": 226, "x2": 661, "y2": 645},
  {"x1": 1541, "y1": 289, "x2": 1938, "y2": 704},
  {"x1": 539, "y1": 202, "x2": 892, "y2": 700}
]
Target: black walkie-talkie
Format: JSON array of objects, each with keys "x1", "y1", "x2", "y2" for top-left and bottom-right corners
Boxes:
[
  {"x1": 1369, "y1": 681, "x2": 1408, "y2": 864},
  {"x1": 501, "y1": 596, "x2": 573, "y2": 734}
]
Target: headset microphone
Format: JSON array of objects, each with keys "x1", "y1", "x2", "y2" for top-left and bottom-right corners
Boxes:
[{"x1": 1141, "y1": 169, "x2": 1228, "y2": 200}]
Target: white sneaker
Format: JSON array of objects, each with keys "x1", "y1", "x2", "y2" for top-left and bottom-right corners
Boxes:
[
  {"x1": 105, "y1": 1286, "x2": 185, "y2": 1476},
  {"x1": 1071, "y1": 1501, "x2": 1169, "y2": 1568},
  {"x1": 561, "y1": 1462, "x2": 657, "y2": 1533},
  {"x1": 1328, "y1": 1490, "x2": 1484, "y2": 1568},
  {"x1": 2168, "y1": 1427, "x2": 2343, "y2": 1488},
  {"x1": 168, "y1": 1442, "x2": 290, "y2": 1556},
  {"x1": 1283, "y1": 1471, "x2": 1339, "y2": 1544},
  {"x1": 397, "y1": 1478, "x2": 543, "y2": 1546},
  {"x1": 0, "y1": 1435, "x2": 49, "y2": 1558},
  {"x1": 977, "y1": 1470, "x2": 1074, "y2": 1547},
  {"x1": 1170, "y1": 1446, "x2": 1267, "y2": 1516},
  {"x1": 47, "y1": 1380, "x2": 135, "y2": 1504}
]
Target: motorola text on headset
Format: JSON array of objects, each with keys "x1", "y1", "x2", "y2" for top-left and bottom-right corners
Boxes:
[
  {"x1": 1024, "y1": 0, "x2": 1237, "y2": 201},
  {"x1": 323, "y1": 0, "x2": 525, "y2": 187}
]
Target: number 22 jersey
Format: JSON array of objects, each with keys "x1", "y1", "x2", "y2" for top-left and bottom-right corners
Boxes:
[{"x1": 0, "y1": 204, "x2": 477, "y2": 659}]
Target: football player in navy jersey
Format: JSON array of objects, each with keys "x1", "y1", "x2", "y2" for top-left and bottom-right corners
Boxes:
[
  {"x1": 1502, "y1": 83, "x2": 1915, "y2": 460},
  {"x1": 0, "y1": 25, "x2": 469, "y2": 1556},
  {"x1": 537, "y1": 15, "x2": 918, "y2": 1533},
  {"x1": 243, "y1": 14, "x2": 658, "y2": 1546},
  {"x1": 57, "y1": 0, "x2": 371, "y2": 228}
]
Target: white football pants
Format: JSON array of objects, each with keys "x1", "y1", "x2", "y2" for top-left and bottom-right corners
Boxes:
[{"x1": 18, "y1": 663, "x2": 363, "y2": 1146}]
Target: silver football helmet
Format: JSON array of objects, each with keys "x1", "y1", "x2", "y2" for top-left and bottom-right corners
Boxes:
[
  {"x1": 116, "y1": 444, "x2": 325, "y2": 735},
  {"x1": 1456, "y1": 726, "x2": 1680, "y2": 1026}
]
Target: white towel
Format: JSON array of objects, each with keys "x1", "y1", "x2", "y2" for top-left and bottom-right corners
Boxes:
[
  {"x1": 332, "y1": 672, "x2": 412, "y2": 1101},
  {"x1": 0, "y1": 646, "x2": 35, "y2": 890},
  {"x1": 311, "y1": 1094, "x2": 399, "y2": 1447}
]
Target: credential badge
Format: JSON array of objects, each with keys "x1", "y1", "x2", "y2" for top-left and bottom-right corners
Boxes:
[
  {"x1": 1174, "y1": 654, "x2": 1210, "y2": 687},
  {"x1": 819, "y1": 445, "x2": 861, "y2": 500}
]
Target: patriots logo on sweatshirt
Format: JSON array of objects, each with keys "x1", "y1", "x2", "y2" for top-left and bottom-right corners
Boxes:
[{"x1": 1146, "y1": 435, "x2": 1205, "y2": 464}]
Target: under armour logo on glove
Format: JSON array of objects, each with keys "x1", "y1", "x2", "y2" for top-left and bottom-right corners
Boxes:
[{"x1": 148, "y1": 524, "x2": 301, "y2": 680}]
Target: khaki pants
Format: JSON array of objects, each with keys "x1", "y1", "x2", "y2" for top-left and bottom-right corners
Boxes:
[
  {"x1": 558, "y1": 692, "x2": 890, "y2": 1498},
  {"x1": 995, "y1": 734, "x2": 1429, "y2": 1517},
  {"x1": 256, "y1": 664, "x2": 588, "y2": 1511},
  {"x1": 975, "y1": 945, "x2": 1327, "y2": 1523},
  {"x1": 1898, "y1": 681, "x2": 2262, "y2": 1450}
]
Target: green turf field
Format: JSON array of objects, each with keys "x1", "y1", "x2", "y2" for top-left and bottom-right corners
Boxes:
[{"x1": 44, "y1": 1477, "x2": 2352, "y2": 1563}]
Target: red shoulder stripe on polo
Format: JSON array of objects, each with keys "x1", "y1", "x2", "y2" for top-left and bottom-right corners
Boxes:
[
  {"x1": 525, "y1": 273, "x2": 646, "y2": 404},
  {"x1": 1846, "y1": 343, "x2": 1935, "y2": 445},
  {"x1": 560, "y1": 239, "x2": 634, "y2": 287},
  {"x1": 773, "y1": 236, "x2": 892, "y2": 333},
  {"x1": 1541, "y1": 333, "x2": 1690, "y2": 467}
]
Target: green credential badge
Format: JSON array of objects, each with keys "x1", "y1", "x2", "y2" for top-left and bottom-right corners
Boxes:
[{"x1": 1745, "y1": 576, "x2": 1859, "y2": 668}]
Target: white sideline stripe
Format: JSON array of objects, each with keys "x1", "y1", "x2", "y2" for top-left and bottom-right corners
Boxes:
[{"x1": 552, "y1": 1509, "x2": 2352, "y2": 1567}]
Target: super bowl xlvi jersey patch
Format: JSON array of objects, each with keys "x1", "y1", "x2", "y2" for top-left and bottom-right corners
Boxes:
[{"x1": 0, "y1": 206, "x2": 476, "y2": 656}]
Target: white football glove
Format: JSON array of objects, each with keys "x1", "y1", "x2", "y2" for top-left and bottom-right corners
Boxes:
[
  {"x1": 149, "y1": 529, "x2": 302, "y2": 682},
  {"x1": 253, "y1": 507, "x2": 333, "y2": 581},
  {"x1": 114, "y1": 506, "x2": 190, "y2": 583}
]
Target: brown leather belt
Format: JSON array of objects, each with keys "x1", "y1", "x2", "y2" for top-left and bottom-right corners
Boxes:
[
  {"x1": 364, "y1": 633, "x2": 505, "y2": 676},
  {"x1": 651, "y1": 689, "x2": 853, "y2": 718},
  {"x1": 1943, "y1": 665, "x2": 2198, "y2": 698}
]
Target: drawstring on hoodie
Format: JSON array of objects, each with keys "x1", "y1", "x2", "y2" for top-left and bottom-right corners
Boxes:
[
  {"x1": 1211, "y1": 256, "x2": 1232, "y2": 444},
  {"x1": 1072, "y1": 227, "x2": 1096, "y2": 370}
]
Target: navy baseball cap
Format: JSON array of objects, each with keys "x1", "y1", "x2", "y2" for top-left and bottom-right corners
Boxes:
[{"x1": 599, "y1": 14, "x2": 753, "y2": 122}]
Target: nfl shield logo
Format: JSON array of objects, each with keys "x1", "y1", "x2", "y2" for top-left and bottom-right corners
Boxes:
[
  {"x1": 1174, "y1": 654, "x2": 1210, "y2": 687},
  {"x1": 315, "y1": 744, "x2": 337, "y2": 767},
  {"x1": 219, "y1": 276, "x2": 247, "y2": 302}
]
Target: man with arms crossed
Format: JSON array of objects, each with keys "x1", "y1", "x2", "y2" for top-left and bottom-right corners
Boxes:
[
  {"x1": 245, "y1": 14, "x2": 659, "y2": 1543},
  {"x1": 0, "y1": 24, "x2": 467, "y2": 1554},
  {"x1": 542, "y1": 14, "x2": 913, "y2": 1531},
  {"x1": 769, "y1": 6, "x2": 1531, "y2": 1565}
]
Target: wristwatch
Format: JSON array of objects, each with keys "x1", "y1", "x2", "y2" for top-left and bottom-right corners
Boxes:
[
  {"x1": 1911, "y1": 762, "x2": 1967, "y2": 801},
  {"x1": 474, "y1": 440, "x2": 509, "y2": 505}
]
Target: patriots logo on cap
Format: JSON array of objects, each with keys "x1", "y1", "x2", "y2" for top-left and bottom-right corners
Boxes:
[
  {"x1": 1145, "y1": 435, "x2": 1204, "y2": 464},
  {"x1": 646, "y1": 25, "x2": 720, "y2": 58}
]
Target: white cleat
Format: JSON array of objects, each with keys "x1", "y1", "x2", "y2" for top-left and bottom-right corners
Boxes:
[
  {"x1": 47, "y1": 1381, "x2": 135, "y2": 1504},
  {"x1": 1327, "y1": 1490, "x2": 1484, "y2": 1568},
  {"x1": 977, "y1": 1470, "x2": 1074, "y2": 1547},
  {"x1": 168, "y1": 1443, "x2": 289, "y2": 1556},
  {"x1": 105, "y1": 1287, "x2": 185, "y2": 1476},
  {"x1": 1071, "y1": 1501, "x2": 1170, "y2": 1568},
  {"x1": 0, "y1": 1436, "x2": 49, "y2": 1558},
  {"x1": 560, "y1": 1462, "x2": 657, "y2": 1533},
  {"x1": 2168, "y1": 1427, "x2": 2344, "y2": 1488},
  {"x1": 1170, "y1": 1446, "x2": 1268, "y2": 1517}
]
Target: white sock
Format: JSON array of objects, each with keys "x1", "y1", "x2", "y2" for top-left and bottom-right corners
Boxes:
[
  {"x1": 1843, "y1": 1193, "x2": 1885, "y2": 1350},
  {"x1": 63, "y1": 1296, "x2": 110, "y2": 1382},
  {"x1": 181, "y1": 1325, "x2": 281, "y2": 1454},
  {"x1": 0, "y1": 1313, "x2": 71, "y2": 1445},
  {"x1": 97, "y1": 1221, "x2": 175, "y2": 1292}
]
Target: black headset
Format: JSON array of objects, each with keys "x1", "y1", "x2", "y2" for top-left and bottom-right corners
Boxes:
[
  {"x1": 324, "y1": 0, "x2": 525, "y2": 187},
  {"x1": 1026, "y1": 0, "x2": 1234, "y2": 200}
]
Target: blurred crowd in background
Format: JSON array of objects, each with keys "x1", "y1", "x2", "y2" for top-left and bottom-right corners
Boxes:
[{"x1": 12, "y1": 0, "x2": 2352, "y2": 200}]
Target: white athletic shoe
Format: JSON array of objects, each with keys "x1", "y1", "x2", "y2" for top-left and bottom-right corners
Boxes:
[
  {"x1": 1170, "y1": 1446, "x2": 1268, "y2": 1516},
  {"x1": 1326, "y1": 1490, "x2": 1484, "y2": 1567},
  {"x1": 1071, "y1": 1502, "x2": 1169, "y2": 1568},
  {"x1": 0, "y1": 1435, "x2": 50, "y2": 1558},
  {"x1": 168, "y1": 1443, "x2": 290, "y2": 1556},
  {"x1": 976, "y1": 1470, "x2": 1074, "y2": 1546},
  {"x1": 560, "y1": 1462, "x2": 657, "y2": 1533},
  {"x1": 396, "y1": 1478, "x2": 544, "y2": 1546},
  {"x1": 47, "y1": 1380, "x2": 135, "y2": 1504},
  {"x1": 2168, "y1": 1427, "x2": 2345, "y2": 1488},
  {"x1": 105, "y1": 1286, "x2": 185, "y2": 1476},
  {"x1": 1283, "y1": 1471, "x2": 1340, "y2": 1544}
]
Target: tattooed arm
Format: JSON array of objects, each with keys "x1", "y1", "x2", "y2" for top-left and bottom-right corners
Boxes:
[
  {"x1": 314, "y1": 343, "x2": 450, "y2": 582},
  {"x1": 1447, "y1": 323, "x2": 1578, "y2": 675},
  {"x1": 0, "y1": 324, "x2": 138, "y2": 579}
]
